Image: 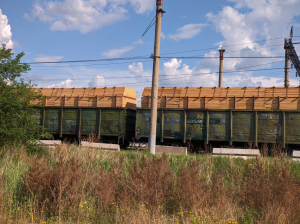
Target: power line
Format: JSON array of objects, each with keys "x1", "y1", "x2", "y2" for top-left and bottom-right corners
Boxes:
[
  {"x1": 30, "y1": 58, "x2": 154, "y2": 68},
  {"x1": 23, "y1": 55, "x2": 286, "y2": 66},
  {"x1": 142, "y1": 15, "x2": 156, "y2": 37},
  {"x1": 28, "y1": 60, "x2": 285, "y2": 82},
  {"x1": 189, "y1": 43, "x2": 284, "y2": 57},
  {"x1": 29, "y1": 66, "x2": 284, "y2": 83},
  {"x1": 160, "y1": 36, "x2": 300, "y2": 56},
  {"x1": 89, "y1": 71, "x2": 285, "y2": 87},
  {"x1": 104, "y1": 68, "x2": 285, "y2": 87},
  {"x1": 29, "y1": 56, "x2": 285, "y2": 69},
  {"x1": 20, "y1": 56, "x2": 150, "y2": 65},
  {"x1": 224, "y1": 43, "x2": 283, "y2": 54},
  {"x1": 161, "y1": 56, "x2": 286, "y2": 59},
  {"x1": 20, "y1": 35, "x2": 300, "y2": 65}
]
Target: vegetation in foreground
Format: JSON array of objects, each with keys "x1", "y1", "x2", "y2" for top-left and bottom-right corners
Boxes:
[
  {"x1": 0, "y1": 44, "x2": 51, "y2": 147},
  {"x1": 0, "y1": 144, "x2": 300, "y2": 224}
]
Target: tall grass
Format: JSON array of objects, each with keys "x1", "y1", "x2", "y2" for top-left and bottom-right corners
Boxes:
[{"x1": 0, "y1": 144, "x2": 300, "y2": 223}]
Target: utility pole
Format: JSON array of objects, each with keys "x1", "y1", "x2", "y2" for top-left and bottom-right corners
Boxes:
[
  {"x1": 284, "y1": 46, "x2": 290, "y2": 87},
  {"x1": 149, "y1": 0, "x2": 165, "y2": 155},
  {"x1": 219, "y1": 49, "x2": 225, "y2": 88}
]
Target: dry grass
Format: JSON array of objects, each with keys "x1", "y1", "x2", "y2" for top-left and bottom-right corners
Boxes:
[{"x1": 0, "y1": 143, "x2": 300, "y2": 223}]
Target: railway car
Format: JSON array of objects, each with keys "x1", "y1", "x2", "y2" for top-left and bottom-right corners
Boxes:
[
  {"x1": 32, "y1": 107, "x2": 136, "y2": 145},
  {"x1": 135, "y1": 109, "x2": 300, "y2": 148},
  {"x1": 135, "y1": 87, "x2": 300, "y2": 150},
  {"x1": 31, "y1": 86, "x2": 300, "y2": 151},
  {"x1": 31, "y1": 87, "x2": 137, "y2": 145}
]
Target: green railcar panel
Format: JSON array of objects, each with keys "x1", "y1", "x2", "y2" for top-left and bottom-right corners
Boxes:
[
  {"x1": 118, "y1": 110, "x2": 126, "y2": 135},
  {"x1": 136, "y1": 109, "x2": 161, "y2": 138},
  {"x1": 257, "y1": 112, "x2": 282, "y2": 143},
  {"x1": 81, "y1": 109, "x2": 98, "y2": 134},
  {"x1": 63, "y1": 109, "x2": 79, "y2": 133},
  {"x1": 209, "y1": 112, "x2": 230, "y2": 141},
  {"x1": 286, "y1": 113, "x2": 300, "y2": 144},
  {"x1": 101, "y1": 109, "x2": 120, "y2": 134},
  {"x1": 125, "y1": 109, "x2": 136, "y2": 141},
  {"x1": 135, "y1": 109, "x2": 143, "y2": 138},
  {"x1": 80, "y1": 108, "x2": 134, "y2": 143},
  {"x1": 30, "y1": 108, "x2": 43, "y2": 126},
  {"x1": 163, "y1": 111, "x2": 184, "y2": 139},
  {"x1": 232, "y1": 112, "x2": 255, "y2": 141},
  {"x1": 45, "y1": 108, "x2": 60, "y2": 133},
  {"x1": 186, "y1": 111, "x2": 206, "y2": 140}
]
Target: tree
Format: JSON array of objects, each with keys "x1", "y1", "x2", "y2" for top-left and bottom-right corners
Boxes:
[{"x1": 0, "y1": 44, "x2": 47, "y2": 146}]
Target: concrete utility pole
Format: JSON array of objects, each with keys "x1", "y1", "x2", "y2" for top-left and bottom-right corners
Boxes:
[
  {"x1": 149, "y1": 0, "x2": 164, "y2": 155},
  {"x1": 219, "y1": 49, "x2": 225, "y2": 88},
  {"x1": 285, "y1": 47, "x2": 290, "y2": 87}
]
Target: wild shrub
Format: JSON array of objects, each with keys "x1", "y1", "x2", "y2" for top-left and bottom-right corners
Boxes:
[
  {"x1": 22, "y1": 156, "x2": 89, "y2": 217},
  {"x1": 90, "y1": 158, "x2": 124, "y2": 211},
  {"x1": 260, "y1": 143, "x2": 268, "y2": 157},
  {"x1": 176, "y1": 161, "x2": 210, "y2": 213},
  {"x1": 123, "y1": 154, "x2": 174, "y2": 210},
  {"x1": 240, "y1": 159, "x2": 300, "y2": 223},
  {"x1": 0, "y1": 173, "x2": 5, "y2": 207}
]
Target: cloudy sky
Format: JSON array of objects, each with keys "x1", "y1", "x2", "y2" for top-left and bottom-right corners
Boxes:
[{"x1": 1, "y1": 0, "x2": 300, "y2": 105}]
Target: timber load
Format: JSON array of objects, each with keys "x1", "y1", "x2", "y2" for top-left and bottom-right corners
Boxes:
[
  {"x1": 141, "y1": 86, "x2": 300, "y2": 110},
  {"x1": 31, "y1": 87, "x2": 137, "y2": 109}
]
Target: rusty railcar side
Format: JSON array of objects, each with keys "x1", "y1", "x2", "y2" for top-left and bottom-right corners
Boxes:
[
  {"x1": 35, "y1": 107, "x2": 136, "y2": 145},
  {"x1": 135, "y1": 108, "x2": 300, "y2": 147}
]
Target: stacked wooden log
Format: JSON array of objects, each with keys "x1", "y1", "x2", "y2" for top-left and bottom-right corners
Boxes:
[
  {"x1": 31, "y1": 87, "x2": 137, "y2": 109},
  {"x1": 141, "y1": 86, "x2": 300, "y2": 110}
]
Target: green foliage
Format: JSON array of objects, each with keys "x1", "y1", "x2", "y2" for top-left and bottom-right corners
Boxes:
[
  {"x1": 1, "y1": 146, "x2": 300, "y2": 223},
  {"x1": 237, "y1": 209, "x2": 260, "y2": 224},
  {"x1": 0, "y1": 44, "x2": 48, "y2": 146}
]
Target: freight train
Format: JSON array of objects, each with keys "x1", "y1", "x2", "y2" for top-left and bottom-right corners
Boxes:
[{"x1": 31, "y1": 86, "x2": 300, "y2": 150}]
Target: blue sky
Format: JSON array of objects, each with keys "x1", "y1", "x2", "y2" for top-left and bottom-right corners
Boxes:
[{"x1": 1, "y1": 0, "x2": 300, "y2": 105}]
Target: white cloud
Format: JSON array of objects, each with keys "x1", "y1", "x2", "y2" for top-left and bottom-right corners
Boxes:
[
  {"x1": 25, "y1": 0, "x2": 128, "y2": 34},
  {"x1": 88, "y1": 75, "x2": 105, "y2": 87},
  {"x1": 0, "y1": 9, "x2": 13, "y2": 48},
  {"x1": 224, "y1": 74, "x2": 300, "y2": 88},
  {"x1": 158, "y1": 57, "x2": 300, "y2": 89},
  {"x1": 34, "y1": 55, "x2": 64, "y2": 66},
  {"x1": 128, "y1": 62, "x2": 144, "y2": 76},
  {"x1": 163, "y1": 58, "x2": 192, "y2": 77},
  {"x1": 133, "y1": 39, "x2": 144, "y2": 45},
  {"x1": 25, "y1": 0, "x2": 155, "y2": 33},
  {"x1": 168, "y1": 23, "x2": 207, "y2": 41},
  {"x1": 160, "y1": 58, "x2": 217, "y2": 87},
  {"x1": 206, "y1": 1, "x2": 300, "y2": 70},
  {"x1": 22, "y1": 73, "x2": 53, "y2": 82},
  {"x1": 189, "y1": 1, "x2": 300, "y2": 88},
  {"x1": 102, "y1": 46, "x2": 134, "y2": 58},
  {"x1": 23, "y1": 13, "x2": 33, "y2": 22},
  {"x1": 48, "y1": 78, "x2": 72, "y2": 88},
  {"x1": 129, "y1": 0, "x2": 155, "y2": 14}
]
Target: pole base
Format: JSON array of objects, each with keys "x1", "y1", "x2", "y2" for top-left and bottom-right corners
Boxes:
[{"x1": 148, "y1": 134, "x2": 156, "y2": 155}]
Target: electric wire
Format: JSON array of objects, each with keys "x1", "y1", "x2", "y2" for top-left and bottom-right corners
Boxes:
[
  {"x1": 30, "y1": 66, "x2": 284, "y2": 83},
  {"x1": 24, "y1": 55, "x2": 286, "y2": 66},
  {"x1": 29, "y1": 44, "x2": 286, "y2": 68},
  {"x1": 161, "y1": 56, "x2": 286, "y2": 59},
  {"x1": 30, "y1": 59, "x2": 154, "y2": 68},
  {"x1": 142, "y1": 15, "x2": 156, "y2": 37},
  {"x1": 28, "y1": 60, "x2": 285, "y2": 82},
  {"x1": 20, "y1": 36, "x2": 300, "y2": 65},
  {"x1": 20, "y1": 56, "x2": 150, "y2": 65},
  {"x1": 160, "y1": 36, "x2": 300, "y2": 56}
]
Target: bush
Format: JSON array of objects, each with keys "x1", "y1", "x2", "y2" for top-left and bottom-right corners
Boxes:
[{"x1": 0, "y1": 44, "x2": 48, "y2": 147}]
